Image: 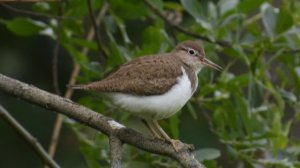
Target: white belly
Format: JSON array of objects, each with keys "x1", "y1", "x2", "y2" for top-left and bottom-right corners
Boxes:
[{"x1": 109, "y1": 67, "x2": 194, "y2": 120}]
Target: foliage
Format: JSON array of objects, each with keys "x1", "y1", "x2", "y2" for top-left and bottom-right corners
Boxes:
[{"x1": 1, "y1": 0, "x2": 300, "y2": 167}]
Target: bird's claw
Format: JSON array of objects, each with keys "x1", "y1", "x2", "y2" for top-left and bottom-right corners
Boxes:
[{"x1": 168, "y1": 139, "x2": 194, "y2": 152}]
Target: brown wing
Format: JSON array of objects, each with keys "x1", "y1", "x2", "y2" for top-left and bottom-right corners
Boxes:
[{"x1": 81, "y1": 54, "x2": 183, "y2": 96}]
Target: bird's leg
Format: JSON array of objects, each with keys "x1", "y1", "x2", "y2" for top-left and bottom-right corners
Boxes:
[
  {"x1": 151, "y1": 120, "x2": 183, "y2": 152},
  {"x1": 142, "y1": 119, "x2": 163, "y2": 139}
]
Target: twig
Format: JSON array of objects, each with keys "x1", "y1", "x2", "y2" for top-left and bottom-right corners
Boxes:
[
  {"x1": 0, "y1": 105, "x2": 60, "y2": 168},
  {"x1": 109, "y1": 135, "x2": 122, "y2": 168},
  {"x1": 143, "y1": 0, "x2": 230, "y2": 47},
  {"x1": 52, "y1": 0, "x2": 63, "y2": 96},
  {"x1": 86, "y1": 0, "x2": 108, "y2": 65},
  {"x1": 0, "y1": 4, "x2": 69, "y2": 20},
  {"x1": 0, "y1": 73, "x2": 206, "y2": 168},
  {"x1": 284, "y1": 48, "x2": 300, "y2": 54},
  {"x1": 47, "y1": 4, "x2": 110, "y2": 159},
  {"x1": 52, "y1": 42, "x2": 61, "y2": 95}
]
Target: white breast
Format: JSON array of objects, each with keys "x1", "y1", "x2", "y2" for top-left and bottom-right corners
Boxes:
[{"x1": 110, "y1": 67, "x2": 194, "y2": 120}]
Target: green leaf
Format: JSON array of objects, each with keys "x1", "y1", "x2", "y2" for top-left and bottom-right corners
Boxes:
[
  {"x1": 110, "y1": 0, "x2": 148, "y2": 20},
  {"x1": 261, "y1": 3, "x2": 277, "y2": 38},
  {"x1": 193, "y1": 148, "x2": 221, "y2": 161},
  {"x1": 180, "y1": 0, "x2": 211, "y2": 29},
  {"x1": 180, "y1": 0, "x2": 202, "y2": 19},
  {"x1": 164, "y1": 2, "x2": 183, "y2": 11},
  {"x1": 32, "y1": 2, "x2": 50, "y2": 12},
  {"x1": 169, "y1": 114, "x2": 180, "y2": 138},
  {"x1": 151, "y1": 0, "x2": 164, "y2": 11},
  {"x1": 276, "y1": 9, "x2": 293, "y2": 34},
  {"x1": 4, "y1": 17, "x2": 46, "y2": 36},
  {"x1": 279, "y1": 89, "x2": 297, "y2": 102},
  {"x1": 71, "y1": 38, "x2": 98, "y2": 50},
  {"x1": 238, "y1": 0, "x2": 264, "y2": 13},
  {"x1": 140, "y1": 26, "x2": 169, "y2": 55},
  {"x1": 218, "y1": 0, "x2": 239, "y2": 15},
  {"x1": 63, "y1": 44, "x2": 88, "y2": 63}
]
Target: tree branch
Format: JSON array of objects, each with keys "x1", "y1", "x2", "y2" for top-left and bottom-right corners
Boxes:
[
  {"x1": 86, "y1": 0, "x2": 108, "y2": 65},
  {"x1": 0, "y1": 74, "x2": 206, "y2": 168},
  {"x1": 51, "y1": 0, "x2": 63, "y2": 96},
  {"x1": 109, "y1": 135, "x2": 122, "y2": 168},
  {"x1": 0, "y1": 4, "x2": 72, "y2": 20},
  {"x1": 0, "y1": 105, "x2": 60, "y2": 168}
]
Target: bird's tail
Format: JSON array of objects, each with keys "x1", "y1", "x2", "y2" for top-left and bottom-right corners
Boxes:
[{"x1": 67, "y1": 84, "x2": 87, "y2": 90}]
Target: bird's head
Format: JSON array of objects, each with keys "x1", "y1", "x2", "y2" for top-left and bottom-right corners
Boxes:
[{"x1": 174, "y1": 40, "x2": 222, "y2": 73}]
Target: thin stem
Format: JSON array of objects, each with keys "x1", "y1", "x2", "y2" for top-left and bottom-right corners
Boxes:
[
  {"x1": 0, "y1": 4, "x2": 72, "y2": 20},
  {"x1": 0, "y1": 105, "x2": 60, "y2": 168},
  {"x1": 52, "y1": 0, "x2": 63, "y2": 96},
  {"x1": 86, "y1": 0, "x2": 108, "y2": 65}
]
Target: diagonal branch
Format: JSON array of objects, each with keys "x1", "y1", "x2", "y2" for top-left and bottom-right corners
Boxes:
[
  {"x1": 0, "y1": 74, "x2": 206, "y2": 168},
  {"x1": 0, "y1": 105, "x2": 60, "y2": 168},
  {"x1": 86, "y1": 0, "x2": 109, "y2": 65}
]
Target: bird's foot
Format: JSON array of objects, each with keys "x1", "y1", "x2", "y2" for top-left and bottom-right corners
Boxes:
[{"x1": 168, "y1": 139, "x2": 194, "y2": 152}]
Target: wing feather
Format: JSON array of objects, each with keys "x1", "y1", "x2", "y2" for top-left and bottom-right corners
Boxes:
[{"x1": 83, "y1": 55, "x2": 183, "y2": 96}]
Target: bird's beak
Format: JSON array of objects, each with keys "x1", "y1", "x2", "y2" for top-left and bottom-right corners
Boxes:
[{"x1": 201, "y1": 57, "x2": 222, "y2": 71}]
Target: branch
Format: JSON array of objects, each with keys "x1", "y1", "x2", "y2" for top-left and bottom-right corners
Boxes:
[
  {"x1": 0, "y1": 105, "x2": 60, "y2": 168},
  {"x1": 86, "y1": 0, "x2": 108, "y2": 65},
  {"x1": 0, "y1": 4, "x2": 72, "y2": 20},
  {"x1": 47, "y1": 5, "x2": 110, "y2": 158},
  {"x1": 52, "y1": 0, "x2": 63, "y2": 96},
  {"x1": 0, "y1": 74, "x2": 206, "y2": 168},
  {"x1": 143, "y1": 0, "x2": 230, "y2": 47},
  {"x1": 109, "y1": 135, "x2": 122, "y2": 168}
]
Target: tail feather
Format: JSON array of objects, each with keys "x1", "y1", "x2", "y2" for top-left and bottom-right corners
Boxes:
[{"x1": 67, "y1": 84, "x2": 87, "y2": 90}]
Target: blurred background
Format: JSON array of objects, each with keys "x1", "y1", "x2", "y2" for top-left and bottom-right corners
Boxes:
[{"x1": 0, "y1": 0, "x2": 300, "y2": 167}]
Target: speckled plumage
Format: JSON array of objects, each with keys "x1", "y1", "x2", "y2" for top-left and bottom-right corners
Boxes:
[
  {"x1": 74, "y1": 40, "x2": 207, "y2": 96},
  {"x1": 79, "y1": 54, "x2": 187, "y2": 95}
]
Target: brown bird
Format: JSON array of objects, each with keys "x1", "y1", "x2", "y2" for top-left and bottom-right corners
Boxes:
[{"x1": 72, "y1": 40, "x2": 222, "y2": 151}]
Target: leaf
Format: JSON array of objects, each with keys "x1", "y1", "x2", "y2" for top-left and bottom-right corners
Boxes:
[
  {"x1": 180, "y1": 0, "x2": 202, "y2": 18},
  {"x1": 276, "y1": 9, "x2": 293, "y2": 34},
  {"x1": 164, "y1": 2, "x2": 183, "y2": 11},
  {"x1": 193, "y1": 148, "x2": 221, "y2": 161},
  {"x1": 279, "y1": 89, "x2": 297, "y2": 102},
  {"x1": 71, "y1": 38, "x2": 98, "y2": 50},
  {"x1": 110, "y1": 0, "x2": 148, "y2": 20},
  {"x1": 180, "y1": 0, "x2": 211, "y2": 29},
  {"x1": 151, "y1": 0, "x2": 164, "y2": 11},
  {"x1": 140, "y1": 26, "x2": 169, "y2": 55},
  {"x1": 4, "y1": 17, "x2": 46, "y2": 36},
  {"x1": 261, "y1": 3, "x2": 278, "y2": 38},
  {"x1": 169, "y1": 114, "x2": 180, "y2": 139},
  {"x1": 63, "y1": 44, "x2": 88, "y2": 63},
  {"x1": 32, "y1": 2, "x2": 50, "y2": 12},
  {"x1": 238, "y1": 0, "x2": 264, "y2": 13},
  {"x1": 218, "y1": 0, "x2": 239, "y2": 15}
]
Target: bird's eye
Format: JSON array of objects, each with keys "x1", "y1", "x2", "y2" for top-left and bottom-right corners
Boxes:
[{"x1": 187, "y1": 48, "x2": 198, "y2": 56}]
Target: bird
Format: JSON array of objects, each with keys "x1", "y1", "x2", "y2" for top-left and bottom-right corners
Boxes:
[{"x1": 71, "y1": 40, "x2": 222, "y2": 151}]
